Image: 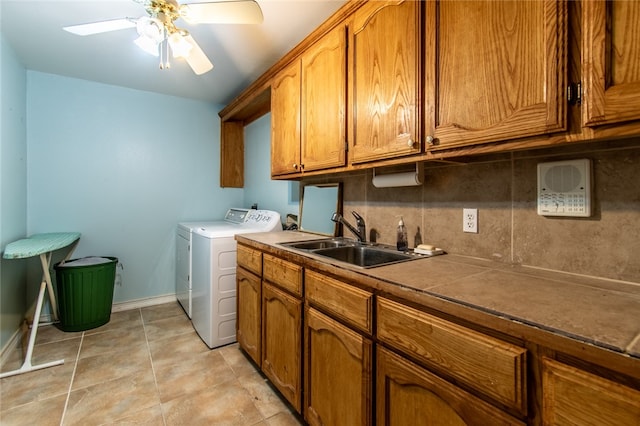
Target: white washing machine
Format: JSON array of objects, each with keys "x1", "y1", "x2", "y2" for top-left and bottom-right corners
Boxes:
[
  {"x1": 176, "y1": 221, "x2": 223, "y2": 319},
  {"x1": 179, "y1": 208, "x2": 281, "y2": 349}
]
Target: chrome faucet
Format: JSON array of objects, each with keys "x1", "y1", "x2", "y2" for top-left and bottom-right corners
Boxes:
[{"x1": 331, "y1": 211, "x2": 366, "y2": 242}]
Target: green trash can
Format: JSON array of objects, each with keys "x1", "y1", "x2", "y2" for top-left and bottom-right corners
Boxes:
[{"x1": 54, "y1": 256, "x2": 118, "y2": 332}]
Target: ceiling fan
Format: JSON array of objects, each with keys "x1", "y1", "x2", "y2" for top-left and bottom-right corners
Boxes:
[{"x1": 63, "y1": 0, "x2": 263, "y2": 75}]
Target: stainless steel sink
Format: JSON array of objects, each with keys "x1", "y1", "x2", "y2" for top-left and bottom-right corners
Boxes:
[
  {"x1": 281, "y1": 238, "x2": 355, "y2": 250},
  {"x1": 313, "y1": 245, "x2": 415, "y2": 268},
  {"x1": 279, "y1": 238, "x2": 434, "y2": 268}
]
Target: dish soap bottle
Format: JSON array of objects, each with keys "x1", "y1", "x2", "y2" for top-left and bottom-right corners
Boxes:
[{"x1": 396, "y1": 217, "x2": 408, "y2": 251}]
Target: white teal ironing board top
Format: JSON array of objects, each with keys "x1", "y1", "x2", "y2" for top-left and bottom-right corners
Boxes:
[{"x1": 3, "y1": 232, "x2": 81, "y2": 259}]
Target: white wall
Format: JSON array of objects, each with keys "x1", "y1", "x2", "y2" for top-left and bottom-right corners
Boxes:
[
  {"x1": 0, "y1": 35, "x2": 28, "y2": 348},
  {"x1": 26, "y1": 72, "x2": 243, "y2": 303},
  {"x1": 243, "y1": 113, "x2": 298, "y2": 224}
]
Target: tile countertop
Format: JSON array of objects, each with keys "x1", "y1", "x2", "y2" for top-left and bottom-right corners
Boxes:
[{"x1": 237, "y1": 231, "x2": 640, "y2": 367}]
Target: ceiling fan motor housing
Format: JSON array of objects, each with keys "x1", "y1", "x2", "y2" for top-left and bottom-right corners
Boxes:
[{"x1": 144, "y1": 0, "x2": 183, "y2": 35}]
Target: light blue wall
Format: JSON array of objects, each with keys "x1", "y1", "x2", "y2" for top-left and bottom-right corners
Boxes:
[
  {"x1": 0, "y1": 56, "x2": 293, "y2": 352},
  {"x1": 0, "y1": 35, "x2": 28, "y2": 349},
  {"x1": 243, "y1": 113, "x2": 298, "y2": 224},
  {"x1": 26, "y1": 72, "x2": 243, "y2": 304}
]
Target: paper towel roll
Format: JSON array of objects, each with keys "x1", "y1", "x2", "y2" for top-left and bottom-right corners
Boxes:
[{"x1": 372, "y1": 171, "x2": 422, "y2": 188}]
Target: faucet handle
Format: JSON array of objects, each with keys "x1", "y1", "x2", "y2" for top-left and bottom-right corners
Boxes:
[{"x1": 351, "y1": 211, "x2": 364, "y2": 223}]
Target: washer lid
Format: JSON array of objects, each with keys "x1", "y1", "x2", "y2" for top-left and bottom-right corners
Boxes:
[
  {"x1": 192, "y1": 222, "x2": 238, "y2": 237},
  {"x1": 193, "y1": 210, "x2": 282, "y2": 238},
  {"x1": 178, "y1": 221, "x2": 223, "y2": 232}
]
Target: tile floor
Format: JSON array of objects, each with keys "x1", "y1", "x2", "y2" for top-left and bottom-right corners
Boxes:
[{"x1": 0, "y1": 302, "x2": 302, "y2": 425}]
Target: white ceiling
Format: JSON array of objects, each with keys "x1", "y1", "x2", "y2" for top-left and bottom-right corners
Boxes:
[{"x1": 1, "y1": 0, "x2": 347, "y2": 104}]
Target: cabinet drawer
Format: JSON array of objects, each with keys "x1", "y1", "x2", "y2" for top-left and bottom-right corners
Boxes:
[
  {"x1": 377, "y1": 297, "x2": 527, "y2": 414},
  {"x1": 305, "y1": 270, "x2": 372, "y2": 334},
  {"x1": 263, "y1": 254, "x2": 303, "y2": 296},
  {"x1": 237, "y1": 244, "x2": 262, "y2": 276},
  {"x1": 542, "y1": 357, "x2": 640, "y2": 424}
]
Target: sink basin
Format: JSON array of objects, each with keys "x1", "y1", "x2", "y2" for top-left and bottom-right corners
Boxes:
[
  {"x1": 280, "y1": 237, "x2": 436, "y2": 268},
  {"x1": 313, "y1": 245, "x2": 415, "y2": 268},
  {"x1": 280, "y1": 238, "x2": 356, "y2": 250}
]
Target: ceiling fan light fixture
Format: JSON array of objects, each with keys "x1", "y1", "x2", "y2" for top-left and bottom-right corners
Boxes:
[
  {"x1": 134, "y1": 35, "x2": 160, "y2": 57},
  {"x1": 168, "y1": 32, "x2": 193, "y2": 58},
  {"x1": 134, "y1": 17, "x2": 164, "y2": 57},
  {"x1": 136, "y1": 17, "x2": 163, "y2": 41}
]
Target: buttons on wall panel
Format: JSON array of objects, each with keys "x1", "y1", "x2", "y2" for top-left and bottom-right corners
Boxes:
[{"x1": 537, "y1": 159, "x2": 591, "y2": 217}]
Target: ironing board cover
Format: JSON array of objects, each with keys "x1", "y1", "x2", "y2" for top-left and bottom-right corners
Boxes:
[{"x1": 3, "y1": 232, "x2": 81, "y2": 259}]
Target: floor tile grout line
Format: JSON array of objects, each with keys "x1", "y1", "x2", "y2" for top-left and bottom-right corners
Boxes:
[
  {"x1": 140, "y1": 308, "x2": 167, "y2": 426},
  {"x1": 59, "y1": 331, "x2": 84, "y2": 426}
]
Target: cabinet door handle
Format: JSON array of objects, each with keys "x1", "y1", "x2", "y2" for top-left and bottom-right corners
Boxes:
[
  {"x1": 407, "y1": 139, "x2": 415, "y2": 148},
  {"x1": 426, "y1": 135, "x2": 434, "y2": 145},
  {"x1": 293, "y1": 163, "x2": 298, "y2": 170}
]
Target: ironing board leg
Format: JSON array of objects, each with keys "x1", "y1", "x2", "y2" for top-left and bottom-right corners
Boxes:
[
  {"x1": 0, "y1": 276, "x2": 65, "y2": 379},
  {"x1": 40, "y1": 252, "x2": 58, "y2": 321}
]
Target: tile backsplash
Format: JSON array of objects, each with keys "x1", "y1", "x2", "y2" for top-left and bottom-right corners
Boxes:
[{"x1": 308, "y1": 137, "x2": 640, "y2": 284}]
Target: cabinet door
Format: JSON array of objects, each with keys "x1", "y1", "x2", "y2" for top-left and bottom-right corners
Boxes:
[
  {"x1": 583, "y1": 0, "x2": 640, "y2": 126},
  {"x1": 301, "y1": 24, "x2": 347, "y2": 171},
  {"x1": 351, "y1": 0, "x2": 421, "y2": 163},
  {"x1": 262, "y1": 282, "x2": 302, "y2": 412},
  {"x1": 271, "y1": 60, "x2": 301, "y2": 176},
  {"x1": 236, "y1": 267, "x2": 261, "y2": 366},
  {"x1": 542, "y1": 358, "x2": 640, "y2": 425},
  {"x1": 304, "y1": 307, "x2": 372, "y2": 426},
  {"x1": 377, "y1": 346, "x2": 524, "y2": 426},
  {"x1": 426, "y1": 0, "x2": 566, "y2": 150}
]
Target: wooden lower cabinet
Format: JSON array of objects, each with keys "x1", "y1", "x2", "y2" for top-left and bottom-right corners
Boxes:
[
  {"x1": 541, "y1": 357, "x2": 640, "y2": 425},
  {"x1": 236, "y1": 245, "x2": 640, "y2": 425},
  {"x1": 236, "y1": 266, "x2": 261, "y2": 366},
  {"x1": 377, "y1": 297, "x2": 527, "y2": 414},
  {"x1": 377, "y1": 346, "x2": 524, "y2": 426},
  {"x1": 304, "y1": 307, "x2": 372, "y2": 426},
  {"x1": 261, "y1": 281, "x2": 302, "y2": 412}
]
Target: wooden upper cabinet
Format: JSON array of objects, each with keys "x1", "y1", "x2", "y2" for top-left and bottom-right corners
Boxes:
[
  {"x1": 271, "y1": 61, "x2": 301, "y2": 176},
  {"x1": 582, "y1": 0, "x2": 640, "y2": 127},
  {"x1": 350, "y1": 0, "x2": 421, "y2": 164},
  {"x1": 301, "y1": 24, "x2": 348, "y2": 172},
  {"x1": 271, "y1": 25, "x2": 347, "y2": 177},
  {"x1": 426, "y1": 0, "x2": 567, "y2": 150}
]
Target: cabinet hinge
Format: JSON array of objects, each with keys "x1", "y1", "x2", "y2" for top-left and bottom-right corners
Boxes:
[
  {"x1": 567, "y1": 82, "x2": 582, "y2": 105},
  {"x1": 345, "y1": 140, "x2": 349, "y2": 152}
]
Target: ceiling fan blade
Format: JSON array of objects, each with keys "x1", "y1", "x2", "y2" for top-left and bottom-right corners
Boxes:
[
  {"x1": 63, "y1": 18, "x2": 136, "y2": 36},
  {"x1": 180, "y1": 0, "x2": 263, "y2": 25},
  {"x1": 183, "y1": 35, "x2": 214, "y2": 75}
]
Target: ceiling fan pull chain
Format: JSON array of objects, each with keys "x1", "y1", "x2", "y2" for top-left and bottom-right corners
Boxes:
[{"x1": 166, "y1": 39, "x2": 171, "y2": 69}]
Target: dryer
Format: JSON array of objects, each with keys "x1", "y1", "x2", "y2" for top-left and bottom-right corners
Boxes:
[{"x1": 178, "y1": 208, "x2": 281, "y2": 348}]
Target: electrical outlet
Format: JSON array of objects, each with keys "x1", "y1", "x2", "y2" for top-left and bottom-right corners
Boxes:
[{"x1": 463, "y1": 208, "x2": 478, "y2": 233}]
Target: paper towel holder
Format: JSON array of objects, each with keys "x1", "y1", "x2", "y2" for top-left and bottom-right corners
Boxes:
[{"x1": 372, "y1": 163, "x2": 423, "y2": 188}]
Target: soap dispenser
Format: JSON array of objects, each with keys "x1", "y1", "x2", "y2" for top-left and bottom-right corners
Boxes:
[{"x1": 396, "y1": 217, "x2": 408, "y2": 251}]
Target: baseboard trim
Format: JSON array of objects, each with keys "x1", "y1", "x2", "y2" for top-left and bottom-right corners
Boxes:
[{"x1": 111, "y1": 294, "x2": 177, "y2": 313}]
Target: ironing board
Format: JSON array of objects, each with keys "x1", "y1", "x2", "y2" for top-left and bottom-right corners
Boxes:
[{"x1": 1, "y1": 232, "x2": 80, "y2": 378}]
